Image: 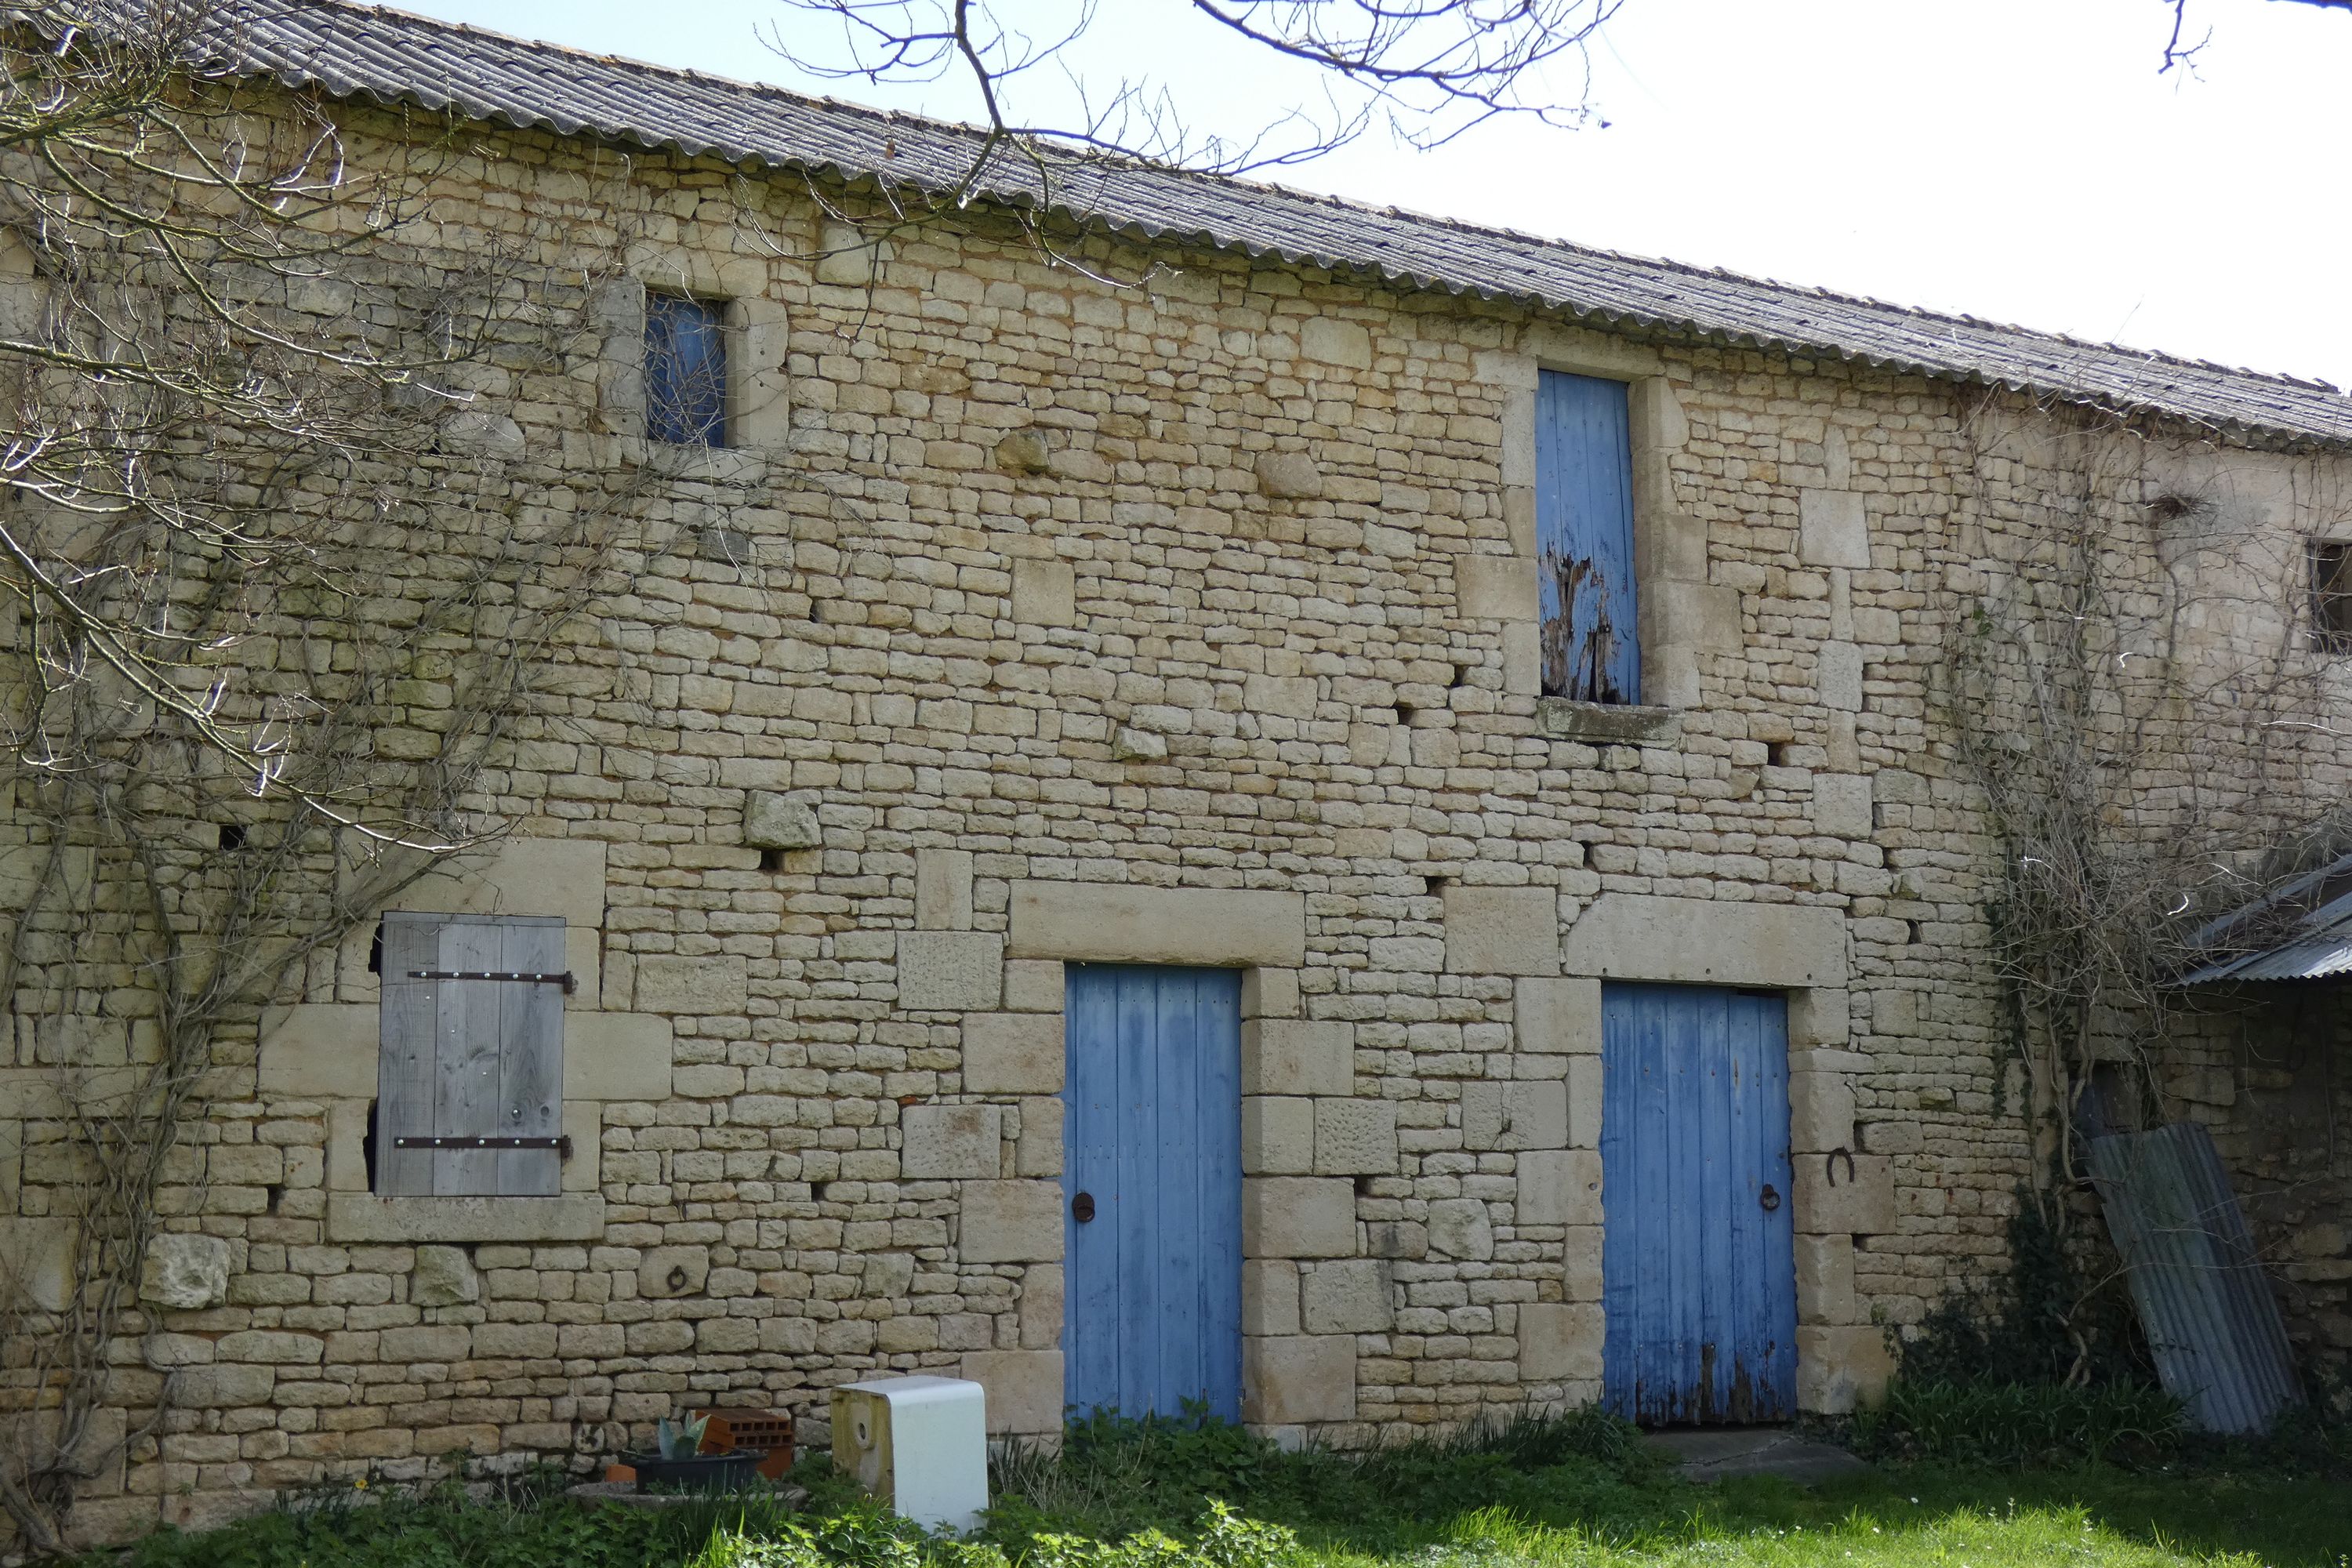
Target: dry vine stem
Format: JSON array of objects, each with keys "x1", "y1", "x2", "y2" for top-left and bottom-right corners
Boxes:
[
  {"x1": 0, "y1": 3, "x2": 651, "y2": 1551},
  {"x1": 1946, "y1": 390, "x2": 2352, "y2": 1349}
]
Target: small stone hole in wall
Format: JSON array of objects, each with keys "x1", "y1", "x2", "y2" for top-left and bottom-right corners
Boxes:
[
  {"x1": 1767, "y1": 742, "x2": 1791, "y2": 768},
  {"x1": 1353, "y1": 1175, "x2": 1374, "y2": 1198},
  {"x1": 1424, "y1": 876, "x2": 1446, "y2": 897},
  {"x1": 1396, "y1": 701, "x2": 1417, "y2": 724},
  {"x1": 810, "y1": 1180, "x2": 829, "y2": 1203},
  {"x1": 1906, "y1": 920, "x2": 1922, "y2": 944},
  {"x1": 758, "y1": 848, "x2": 785, "y2": 873},
  {"x1": 265, "y1": 1184, "x2": 282, "y2": 1214},
  {"x1": 216, "y1": 822, "x2": 246, "y2": 851},
  {"x1": 1448, "y1": 665, "x2": 1469, "y2": 689}
]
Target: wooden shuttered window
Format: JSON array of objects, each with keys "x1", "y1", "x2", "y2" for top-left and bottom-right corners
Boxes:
[
  {"x1": 376, "y1": 912, "x2": 568, "y2": 1197},
  {"x1": 1535, "y1": 369, "x2": 1640, "y2": 705}
]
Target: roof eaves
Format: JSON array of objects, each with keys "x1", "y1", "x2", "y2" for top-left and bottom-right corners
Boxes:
[{"x1": 195, "y1": 0, "x2": 2352, "y2": 445}]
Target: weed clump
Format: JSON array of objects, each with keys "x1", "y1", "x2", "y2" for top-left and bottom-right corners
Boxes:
[{"x1": 1846, "y1": 1379, "x2": 2185, "y2": 1468}]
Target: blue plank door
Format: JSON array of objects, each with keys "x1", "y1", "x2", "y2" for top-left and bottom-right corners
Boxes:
[
  {"x1": 1063, "y1": 964, "x2": 1244, "y2": 1422},
  {"x1": 1599, "y1": 984, "x2": 1797, "y2": 1423},
  {"x1": 1535, "y1": 369, "x2": 1640, "y2": 705}
]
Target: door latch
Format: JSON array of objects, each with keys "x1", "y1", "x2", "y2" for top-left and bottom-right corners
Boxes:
[
  {"x1": 1071, "y1": 1191, "x2": 1096, "y2": 1223},
  {"x1": 1759, "y1": 1183, "x2": 1781, "y2": 1212}
]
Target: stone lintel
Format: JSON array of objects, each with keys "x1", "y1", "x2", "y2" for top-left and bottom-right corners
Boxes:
[
  {"x1": 1562, "y1": 894, "x2": 1846, "y2": 989},
  {"x1": 352, "y1": 835, "x2": 606, "y2": 928},
  {"x1": 1008, "y1": 881, "x2": 1306, "y2": 967}
]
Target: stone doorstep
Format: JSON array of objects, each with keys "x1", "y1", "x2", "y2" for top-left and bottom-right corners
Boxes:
[{"x1": 1643, "y1": 1427, "x2": 1872, "y2": 1485}]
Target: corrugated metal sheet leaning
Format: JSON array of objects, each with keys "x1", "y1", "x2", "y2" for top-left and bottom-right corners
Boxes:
[
  {"x1": 141, "y1": 0, "x2": 2352, "y2": 448},
  {"x1": 2083, "y1": 1123, "x2": 2302, "y2": 1435}
]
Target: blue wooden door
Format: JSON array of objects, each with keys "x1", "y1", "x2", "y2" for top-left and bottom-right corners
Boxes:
[
  {"x1": 1537, "y1": 370, "x2": 1640, "y2": 704},
  {"x1": 1064, "y1": 964, "x2": 1243, "y2": 1422},
  {"x1": 1600, "y1": 983, "x2": 1796, "y2": 1423}
]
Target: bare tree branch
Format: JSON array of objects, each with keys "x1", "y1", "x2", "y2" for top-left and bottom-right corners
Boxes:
[
  {"x1": 2164, "y1": 0, "x2": 2352, "y2": 73},
  {"x1": 768, "y1": 0, "x2": 1616, "y2": 179},
  {"x1": 0, "y1": 6, "x2": 656, "y2": 1549}
]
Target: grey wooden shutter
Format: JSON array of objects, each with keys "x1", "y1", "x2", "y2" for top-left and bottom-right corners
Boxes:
[{"x1": 376, "y1": 911, "x2": 568, "y2": 1196}]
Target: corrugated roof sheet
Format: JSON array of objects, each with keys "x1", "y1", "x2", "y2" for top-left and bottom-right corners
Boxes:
[
  {"x1": 2084, "y1": 1123, "x2": 2301, "y2": 1435},
  {"x1": 164, "y1": 0, "x2": 2352, "y2": 447},
  {"x1": 2174, "y1": 850, "x2": 2352, "y2": 985}
]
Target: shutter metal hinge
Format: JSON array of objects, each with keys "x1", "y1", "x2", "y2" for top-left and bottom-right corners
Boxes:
[
  {"x1": 408, "y1": 969, "x2": 577, "y2": 994},
  {"x1": 393, "y1": 1135, "x2": 574, "y2": 1157}
]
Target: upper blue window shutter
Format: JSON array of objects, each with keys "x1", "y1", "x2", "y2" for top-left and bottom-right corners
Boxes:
[
  {"x1": 645, "y1": 292, "x2": 728, "y2": 446},
  {"x1": 1535, "y1": 371, "x2": 1639, "y2": 704}
]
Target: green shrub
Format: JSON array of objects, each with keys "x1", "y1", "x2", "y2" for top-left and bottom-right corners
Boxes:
[
  {"x1": 1846, "y1": 1377, "x2": 2185, "y2": 1467},
  {"x1": 1018, "y1": 1504, "x2": 1296, "y2": 1568},
  {"x1": 107, "y1": 1468, "x2": 818, "y2": 1568},
  {"x1": 981, "y1": 1406, "x2": 1668, "y2": 1555},
  {"x1": 1896, "y1": 1192, "x2": 2146, "y2": 1389}
]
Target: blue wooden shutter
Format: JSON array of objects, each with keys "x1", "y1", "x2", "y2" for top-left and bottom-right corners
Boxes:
[
  {"x1": 645, "y1": 293, "x2": 728, "y2": 446},
  {"x1": 1536, "y1": 371, "x2": 1639, "y2": 703}
]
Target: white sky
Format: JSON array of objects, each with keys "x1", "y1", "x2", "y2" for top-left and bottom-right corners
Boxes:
[{"x1": 395, "y1": 0, "x2": 2352, "y2": 387}]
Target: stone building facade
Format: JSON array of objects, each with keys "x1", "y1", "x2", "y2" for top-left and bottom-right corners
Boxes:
[{"x1": 4, "y1": 0, "x2": 2351, "y2": 1545}]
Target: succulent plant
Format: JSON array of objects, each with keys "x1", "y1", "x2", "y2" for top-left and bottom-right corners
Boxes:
[{"x1": 655, "y1": 1413, "x2": 710, "y2": 1461}]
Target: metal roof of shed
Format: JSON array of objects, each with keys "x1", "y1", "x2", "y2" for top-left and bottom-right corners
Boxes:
[
  {"x1": 187, "y1": 0, "x2": 2352, "y2": 447},
  {"x1": 2175, "y1": 851, "x2": 2352, "y2": 985}
]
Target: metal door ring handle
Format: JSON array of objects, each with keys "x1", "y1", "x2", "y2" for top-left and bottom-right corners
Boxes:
[
  {"x1": 668, "y1": 1266, "x2": 689, "y2": 1291},
  {"x1": 1072, "y1": 1191, "x2": 1095, "y2": 1223},
  {"x1": 1759, "y1": 1184, "x2": 1781, "y2": 1212}
]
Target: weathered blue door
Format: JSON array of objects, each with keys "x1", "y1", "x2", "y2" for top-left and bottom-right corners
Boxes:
[
  {"x1": 1536, "y1": 370, "x2": 1639, "y2": 704},
  {"x1": 1600, "y1": 983, "x2": 1797, "y2": 1423},
  {"x1": 1064, "y1": 964, "x2": 1243, "y2": 1421}
]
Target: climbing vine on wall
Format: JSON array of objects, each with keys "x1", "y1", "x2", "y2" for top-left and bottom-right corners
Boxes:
[{"x1": 1944, "y1": 390, "x2": 2350, "y2": 1277}]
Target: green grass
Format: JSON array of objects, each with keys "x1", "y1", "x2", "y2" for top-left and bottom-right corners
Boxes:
[{"x1": 95, "y1": 1408, "x2": 2351, "y2": 1568}]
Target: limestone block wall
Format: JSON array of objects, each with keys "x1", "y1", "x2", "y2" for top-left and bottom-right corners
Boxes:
[
  {"x1": 1, "y1": 89, "x2": 2349, "y2": 1544},
  {"x1": 2165, "y1": 994, "x2": 2352, "y2": 1371}
]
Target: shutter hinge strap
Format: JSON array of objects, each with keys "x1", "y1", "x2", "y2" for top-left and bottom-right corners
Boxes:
[
  {"x1": 407, "y1": 969, "x2": 577, "y2": 994},
  {"x1": 391, "y1": 1135, "x2": 574, "y2": 1157}
]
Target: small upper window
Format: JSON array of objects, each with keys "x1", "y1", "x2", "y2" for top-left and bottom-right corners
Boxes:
[
  {"x1": 646, "y1": 292, "x2": 728, "y2": 447},
  {"x1": 2312, "y1": 539, "x2": 2352, "y2": 655},
  {"x1": 1536, "y1": 370, "x2": 1639, "y2": 703}
]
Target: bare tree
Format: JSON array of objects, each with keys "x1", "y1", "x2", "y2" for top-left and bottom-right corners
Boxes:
[
  {"x1": 0, "y1": 3, "x2": 629, "y2": 1549},
  {"x1": 769, "y1": 0, "x2": 1618, "y2": 181},
  {"x1": 2161, "y1": 0, "x2": 2352, "y2": 72}
]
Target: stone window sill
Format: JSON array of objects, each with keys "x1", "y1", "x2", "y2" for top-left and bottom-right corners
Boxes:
[
  {"x1": 1537, "y1": 699, "x2": 1682, "y2": 745},
  {"x1": 326, "y1": 1194, "x2": 605, "y2": 1244}
]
